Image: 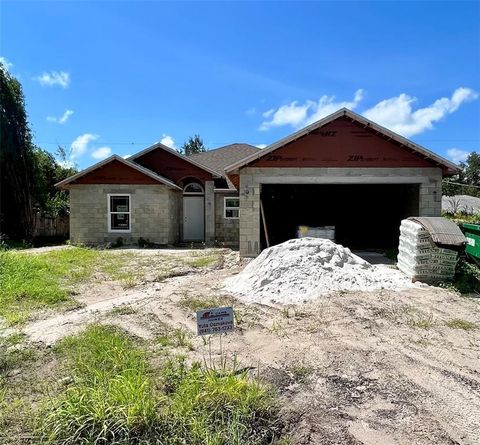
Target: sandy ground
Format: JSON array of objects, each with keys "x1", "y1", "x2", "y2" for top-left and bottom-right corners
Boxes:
[{"x1": 19, "y1": 249, "x2": 480, "y2": 445}]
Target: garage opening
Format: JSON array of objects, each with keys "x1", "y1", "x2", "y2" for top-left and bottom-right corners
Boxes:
[{"x1": 260, "y1": 184, "x2": 419, "y2": 250}]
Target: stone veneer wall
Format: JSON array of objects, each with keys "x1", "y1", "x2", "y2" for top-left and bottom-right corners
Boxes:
[
  {"x1": 69, "y1": 184, "x2": 181, "y2": 245},
  {"x1": 214, "y1": 191, "x2": 240, "y2": 246},
  {"x1": 239, "y1": 167, "x2": 443, "y2": 257}
]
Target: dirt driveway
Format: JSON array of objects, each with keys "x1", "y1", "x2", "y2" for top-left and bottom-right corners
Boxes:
[{"x1": 21, "y1": 248, "x2": 480, "y2": 445}]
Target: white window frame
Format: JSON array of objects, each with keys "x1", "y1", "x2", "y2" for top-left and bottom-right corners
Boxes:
[
  {"x1": 107, "y1": 194, "x2": 131, "y2": 233},
  {"x1": 183, "y1": 182, "x2": 204, "y2": 195},
  {"x1": 224, "y1": 196, "x2": 240, "y2": 219}
]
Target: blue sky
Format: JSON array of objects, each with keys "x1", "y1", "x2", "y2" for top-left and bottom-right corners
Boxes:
[{"x1": 2, "y1": 0, "x2": 480, "y2": 169}]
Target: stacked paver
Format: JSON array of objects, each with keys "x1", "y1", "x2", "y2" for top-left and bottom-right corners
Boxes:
[
  {"x1": 397, "y1": 219, "x2": 458, "y2": 282},
  {"x1": 297, "y1": 225, "x2": 335, "y2": 241}
]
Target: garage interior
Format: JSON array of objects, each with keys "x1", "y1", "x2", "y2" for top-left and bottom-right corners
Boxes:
[{"x1": 260, "y1": 184, "x2": 420, "y2": 251}]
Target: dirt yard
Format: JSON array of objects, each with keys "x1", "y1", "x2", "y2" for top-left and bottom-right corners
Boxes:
[{"x1": 5, "y1": 247, "x2": 480, "y2": 444}]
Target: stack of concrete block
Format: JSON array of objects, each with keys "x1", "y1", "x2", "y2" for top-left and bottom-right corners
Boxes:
[
  {"x1": 397, "y1": 219, "x2": 457, "y2": 282},
  {"x1": 297, "y1": 225, "x2": 335, "y2": 241}
]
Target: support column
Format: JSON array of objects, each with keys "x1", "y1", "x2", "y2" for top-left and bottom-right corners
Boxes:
[
  {"x1": 204, "y1": 180, "x2": 215, "y2": 245},
  {"x1": 239, "y1": 173, "x2": 261, "y2": 257},
  {"x1": 419, "y1": 173, "x2": 442, "y2": 217}
]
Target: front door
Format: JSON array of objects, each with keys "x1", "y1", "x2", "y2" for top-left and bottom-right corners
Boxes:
[{"x1": 183, "y1": 196, "x2": 205, "y2": 241}]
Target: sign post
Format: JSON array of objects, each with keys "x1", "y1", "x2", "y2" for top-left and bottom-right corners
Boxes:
[{"x1": 196, "y1": 306, "x2": 234, "y2": 336}]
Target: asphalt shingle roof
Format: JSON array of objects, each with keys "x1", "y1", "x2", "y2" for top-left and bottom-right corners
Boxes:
[{"x1": 189, "y1": 143, "x2": 260, "y2": 189}]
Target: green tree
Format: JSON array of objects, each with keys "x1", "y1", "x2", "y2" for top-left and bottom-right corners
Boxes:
[
  {"x1": 461, "y1": 152, "x2": 480, "y2": 191},
  {"x1": 181, "y1": 134, "x2": 206, "y2": 155},
  {"x1": 0, "y1": 62, "x2": 36, "y2": 238},
  {"x1": 443, "y1": 151, "x2": 480, "y2": 197},
  {"x1": 32, "y1": 147, "x2": 76, "y2": 217}
]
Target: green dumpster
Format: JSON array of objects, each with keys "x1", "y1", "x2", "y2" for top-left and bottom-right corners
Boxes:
[{"x1": 463, "y1": 223, "x2": 480, "y2": 263}]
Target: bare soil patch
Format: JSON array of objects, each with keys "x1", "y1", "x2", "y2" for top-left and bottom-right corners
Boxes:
[{"x1": 5, "y1": 248, "x2": 480, "y2": 444}]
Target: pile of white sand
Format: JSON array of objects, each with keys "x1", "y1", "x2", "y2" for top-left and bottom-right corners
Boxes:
[{"x1": 225, "y1": 238, "x2": 415, "y2": 304}]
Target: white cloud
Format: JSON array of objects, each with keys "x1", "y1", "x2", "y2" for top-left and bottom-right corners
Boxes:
[
  {"x1": 70, "y1": 133, "x2": 98, "y2": 159},
  {"x1": 362, "y1": 87, "x2": 478, "y2": 137},
  {"x1": 259, "y1": 89, "x2": 364, "y2": 131},
  {"x1": 0, "y1": 56, "x2": 13, "y2": 71},
  {"x1": 58, "y1": 160, "x2": 75, "y2": 169},
  {"x1": 47, "y1": 109, "x2": 74, "y2": 124},
  {"x1": 122, "y1": 154, "x2": 132, "y2": 159},
  {"x1": 256, "y1": 144, "x2": 267, "y2": 149},
  {"x1": 92, "y1": 146, "x2": 112, "y2": 160},
  {"x1": 35, "y1": 71, "x2": 70, "y2": 88},
  {"x1": 160, "y1": 134, "x2": 176, "y2": 148},
  {"x1": 446, "y1": 148, "x2": 470, "y2": 164}
]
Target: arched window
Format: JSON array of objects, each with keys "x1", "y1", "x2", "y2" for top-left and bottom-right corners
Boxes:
[{"x1": 183, "y1": 183, "x2": 204, "y2": 195}]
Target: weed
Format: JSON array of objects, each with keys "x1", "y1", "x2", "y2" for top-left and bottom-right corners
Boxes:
[
  {"x1": 156, "y1": 334, "x2": 174, "y2": 348},
  {"x1": 281, "y1": 307, "x2": 291, "y2": 318},
  {"x1": 268, "y1": 320, "x2": 289, "y2": 338},
  {"x1": 411, "y1": 337, "x2": 432, "y2": 347},
  {"x1": 119, "y1": 271, "x2": 139, "y2": 289},
  {"x1": 0, "y1": 342, "x2": 35, "y2": 376},
  {"x1": 161, "y1": 356, "x2": 281, "y2": 444},
  {"x1": 41, "y1": 326, "x2": 281, "y2": 444},
  {"x1": 138, "y1": 237, "x2": 156, "y2": 248},
  {"x1": 172, "y1": 328, "x2": 194, "y2": 350},
  {"x1": 277, "y1": 437, "x2": 293, "y2": 445},
  {"x1": 288, "y1": 364, "x2": 314, "y2": 384},
  {"x1": 452, "y1": 258, "x2": 480, "y2": 294},
  {"x1": 408, "y1": 313, "x2": 434, "y2": 329},
  {"x1": 4, "y1": 332, "x2": 26, "y2": 347},
  {"x1": 445, "y1": 318, "x2": 478, "y2": 330},
  {"x1": 186, "y1": 253, "x2": 219, "y2": 268},
  {"x1": 234, "y1": 309, "x2": 244, "y2": 326},
  {"x1": 108, "y1": 305, "x2": 136, "y2": 316},
  {"x1": 179, "y1": 294, "x2": 231, "y2": 312},
  {"x1": 41, "y1": 325, "x2": 162, "y2": 444}
]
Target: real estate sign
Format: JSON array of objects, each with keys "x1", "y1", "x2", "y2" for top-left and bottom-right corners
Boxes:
[{"x1": 196, "y1": 306, "x2": 234, "y2": 336}]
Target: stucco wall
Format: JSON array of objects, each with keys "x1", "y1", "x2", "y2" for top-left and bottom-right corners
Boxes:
[
  {"x1": 69, "y1": 184, "x2": 180, "y2": 245},
  {"x1": 239, "y1": 167, "x2": 443, "y2": 257},
  {"x1": 214, "y1": 192, "x2": 240, "y2": 246}
]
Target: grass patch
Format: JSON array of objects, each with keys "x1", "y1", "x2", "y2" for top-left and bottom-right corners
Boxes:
[
  {"x1": 408, "y1": 313, "x2": 435, "y2": 329},
  {"x1": 0, "y1": 248, "x2": 143, "y2": 324},
  {"x1": 108, "y1": 305, "x2": 137, "y2": 316},
  {"x1": 185, "y1": 253, "x2": 220, "y2": 268},
  {"x1": 156, "y1": 328, "x2": 194, "y2": 350},
  {"x1": 161, "y1": 356, "x2": 281, "y2": 444},
  {"x1": 179, "y1": 294, "x2": 232, "y2": 312},
  {"x1": 0, "y1": 340, "x2": 36, "y2": 376},
  {"x1": 41, "y1": 326, "x2": 281, "y2": 444},
  {"x1": 287, "y1": 364, "x2": 314, "y2": 384},
  {"x1": 445, "y1": 318, "x2": 478, "y2": 330},
  {"x1": 42, "y1": 325, "x2": 161, "y2": 444}
]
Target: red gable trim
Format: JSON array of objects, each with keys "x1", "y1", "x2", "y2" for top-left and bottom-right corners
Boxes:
[
  {"x1": 130, "y1": 142, "x2": 221, "y2": 180},
  {"x1": 225, "y1": 108, "x2": 460, "y2": 176},
  {"x1": 55, "y1": 155, "x2": 181, "y2": 190}
]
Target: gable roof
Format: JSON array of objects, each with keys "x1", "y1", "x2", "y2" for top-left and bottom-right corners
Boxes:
[
  {"x1": 129, "y1": 142, "x2": 221, "y2": 178},
  {"x1": 189, "y1": 143, "x2": 260, "y2": 176},
  {"x1": 55, "y1": 155, "x2": 182, "y2": 190},
  {"x1": 225, "y1": 108, "x2": 460, "y2": 175}
]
